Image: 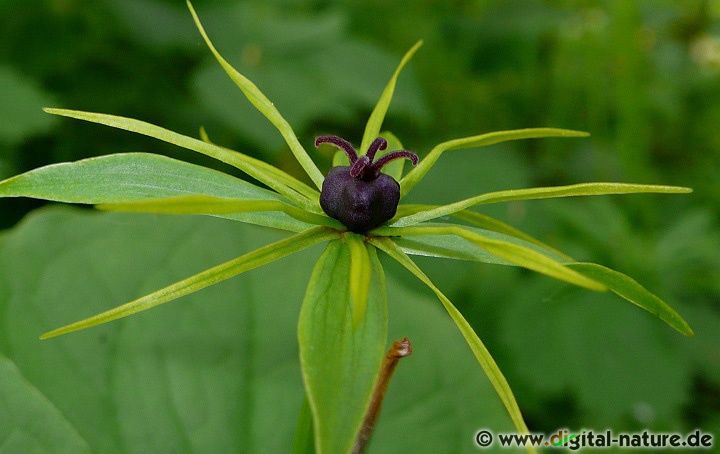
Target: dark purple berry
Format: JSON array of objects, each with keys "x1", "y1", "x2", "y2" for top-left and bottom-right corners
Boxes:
[{"x1": 315, "y1": 135, "x2": 418, "y2": 233}]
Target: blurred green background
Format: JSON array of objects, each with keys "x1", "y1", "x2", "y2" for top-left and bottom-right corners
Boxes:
[{"x1": 1, "y1": 0, "x2": 719, "y2": 448}]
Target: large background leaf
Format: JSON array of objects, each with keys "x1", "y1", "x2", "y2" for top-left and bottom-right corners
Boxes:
[
  {"x1": 0, "y1": 354, "x2": 90, "y2": 453},
  {"x1": 0, "y1": 207, "x2": 516, "y2": 452}
]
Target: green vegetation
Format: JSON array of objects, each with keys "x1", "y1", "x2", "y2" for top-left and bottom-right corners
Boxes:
[{"x1": 0, "y1": 0, "x2": 717, "y2": 452}]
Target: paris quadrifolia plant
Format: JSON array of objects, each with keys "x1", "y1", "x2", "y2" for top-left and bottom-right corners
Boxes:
[{"x1": 0, "y1": 2, "x2": 694, "y2": 453}]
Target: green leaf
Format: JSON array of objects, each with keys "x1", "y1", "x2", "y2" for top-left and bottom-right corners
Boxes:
[
  {"x1": 400, "y1": 128, "x2": 589, "y2": 198},
  {"x1": 187, "y1": 0, "x2": 325, "y2": 189},
  {"x1": 368, "y1": 237, "x2": 535, "y2": 453},
  {"x1": 0, "y1": 354, "x2": 91, "y2": 453},
  {"x1": 373, "y1": 224, "x2": 605, "y2": 291},
  {"x1": 292, "y1": 394, "x2": 315, "y2": 454},
  {"x1": 452, "y1": 209, "x2": 573, "y2": 261},
  {"x1": 0, "y1": 152, "x2": 312, "y2": 232},
  {"x1": 498, "y1": 279, "x2": 692, "y2": 427},
  {"x1": 1, "y1": 208, "x2": 323, "y2": 452},
  {"x1": 43, "y1": 108, "x2": 321, "y2": 213},
  {"x1": 196, "y1": 124, "x2": 321, "y2": 202},
  {"x1": 298, "y1": 240, "x2": 387, "y2": 454},
  {"x1": 192, "y1": 14, "x2": 429, "y2": 155},
  {"x1": 567, "y1": 262, "x2": 694, "y2": 336},
  {"x1": 41, "y1": 225, "x2": 339, "y2": 339},
  {"x1": 96, "y1": 195, "x2": 344, "y2": 230},
  {"x1": 394, "y1": 182, "x2": 693, "y2": 227},
  {"x1": 346, "y1": 233, "x2": 372, "y2": 326},
  {"x1": 391, "y1": 222, "x2": 569, "y2": 264},
  {"x1": 0, "y1": 152, "x2": 276, "y2": 202},
  {"x1": 1, "y1": 207, "x2": 516, "y2": 451},
  {"x1": 360, "y1": 41, "x2": 423, "y2": 154}
]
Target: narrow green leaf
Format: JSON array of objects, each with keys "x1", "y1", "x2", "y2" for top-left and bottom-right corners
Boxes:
[
  {"x1": 96, "y1": 195, "x2": 344, "y2": 229},
  {"x1": 360, "y1": 41, "x2": 423, "y2": 154},
  {"x1": 390, "y1": 203, "x2": 433, "y2": 221},
  {"x1": 292, "y1": 394, "x2": 315, "y2": 454},
  {"x1": 331, "y1": 149, "x2": 350, "y2": 168},
  {"x1": 452, "y1": 210, "x2": 573, "y2": 261},
  {"x1": 394, "y1": 182, "x2": 693, "y2": 227},
  {"x1": 376, "y1": 131, "x2": 407, "y2": 181},
  {"x1": 393, "y1": 204, "x2": 572, "y2": 260},
  {"x1": 368, "y1": 237, "x2": 535, "y2": 454},
  {"x1": 43, "y1": 108, "x2": 321, "y2": 213},
  {"x1": 400, "y1": 128, "x2": 589, "y2": 198},
  {"x1": 346, "y1": 233, "x2": 372, "y2": 326},
  {"x1": 298, "y1": 240, "x2": 387, "y2": 454},
  {"x1": 373, "y1": 224, "x2": 605, "y2": 291},
  {"x1": 568, "y1": 263, "x2": 695, "y2": 337},
  {"x1": 40, "y1": 226, "x2": 339, "y2": 339},
  {"x1": 187, "y1": 0, "x2": 325, "y2": 189},
  {"x1": 390, "y1": 222, "x2": 570, "y2": 265},
  {"x1": 198, "y1": 124, "x2": 321, "y2": 202}
]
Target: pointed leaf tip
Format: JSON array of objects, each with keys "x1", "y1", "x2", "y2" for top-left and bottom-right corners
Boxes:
[
  {"x1": 400, "y1": 127, "x2": 593, "y2": 198},
  {"x1": 567, "y1": 263, "x2": 695, "y2": 337},
  {"x1": 360, "y1": 40, "x2": 423, "y2": 153},
  {"x1": 186, "y1": 0, "x2": 325, "y2": 189}
]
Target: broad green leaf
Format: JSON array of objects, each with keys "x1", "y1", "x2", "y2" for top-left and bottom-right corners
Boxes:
[
  {"x1": 498, "y1": 278, "x2": 692, "y2": 427},
  {"x1": 96, "y1": 195, "x2": 344, "y2": 229},
  {"x1": 41, "y1": 225, "x2": 339, "y2": 339},
  {"x1": 0, "y1": 152, "x2": 311, "y2": 232},
  {"x1": 400, "y1": 128, "x2": 589, "y2": 198},
  {"x1": 298, "y1": 240, "x2": 387, "y2": 454},
  {"x1": 0, "y1": 354, "x2": 90, "y2": 453},
  {"x1": 368, "y1": 237, "x2": 535, "y2": 453},
  {"x1": 394, "y1": 182, "x2": 693, "y2": 227},
  {"x1": 568, "y1": 262, "x2": 694, "y2": 336},
  {"x1": 1, "y1": 207, "x2": 516, "y2": 452},
  {"x1": 0, "y1": 152, "x2": 276, "y2": 202},
  {"x1": 360, "y1": 40, "x2": 423, "y2": 154},
  {"x1": 43, "y1": 108, "x2": 321, "y2": 213},
  {"x1": 187, "y1": 0, "x2": 325, "y2": 189},
  {"x1": 373, "y1": 224, "x2": 605, "y2": 291},
  {"x1": 1, "y1": 208, "x2": 323, "y2": 452}
]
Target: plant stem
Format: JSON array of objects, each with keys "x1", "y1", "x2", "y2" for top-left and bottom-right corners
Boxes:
[{"x1": 353, "y1": 337, "x2": 413, "y2": 454}]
